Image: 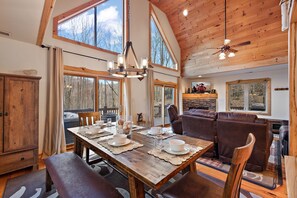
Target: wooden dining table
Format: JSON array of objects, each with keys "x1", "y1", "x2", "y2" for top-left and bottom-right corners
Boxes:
[{"x1": 67, "y1": 125, "x2": 213, "y2": 198}]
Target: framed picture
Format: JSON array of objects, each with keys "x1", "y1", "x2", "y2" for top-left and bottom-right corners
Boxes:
[{"x1": 191, "y1": 82, "x2": 211, "y2": 91}]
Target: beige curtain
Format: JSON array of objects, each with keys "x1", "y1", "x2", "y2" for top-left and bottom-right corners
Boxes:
[
  {"x1": 147, "y1": 70, "x2": 154, "y2": 127},
  {"x1": 43, "y1": 47, "x2": 66, "y2": 157},
  {"x1": 123, "y1": 78, "x2": 131, "y2": 116}
]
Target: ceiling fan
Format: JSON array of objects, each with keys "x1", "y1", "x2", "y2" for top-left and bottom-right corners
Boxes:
[{"x1": 212, "y1": 0, "x2": 251, "y2": 60}]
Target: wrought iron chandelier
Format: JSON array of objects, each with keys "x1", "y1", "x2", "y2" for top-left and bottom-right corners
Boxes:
[{"x1": 107, "y1": 0, "x2": 148, "y2": 79}]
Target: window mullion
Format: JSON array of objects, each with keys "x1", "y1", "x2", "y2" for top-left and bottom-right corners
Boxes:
[
  {"x1": 94, "y1": 6, "x2": 97, "y2": 47},
  {"x1": 244, "y1": 84, "x2": 249, "y2": 111}
]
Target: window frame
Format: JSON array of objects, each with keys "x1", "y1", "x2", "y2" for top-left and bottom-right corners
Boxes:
[
  {"x1": 53, "y1": 0, "x2": 126, "y2": 55},
  {"x1": 226, "y1": 78, "x2": 271, "y2": 115},
  {"x1": 149, "y1": 5, "x2": 179, "y2": 71},
  {"x1": 154, "y1": 79, "x2": 177, "y2": 126}
]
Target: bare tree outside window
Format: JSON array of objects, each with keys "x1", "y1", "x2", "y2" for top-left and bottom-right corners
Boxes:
[
  {"x1": 150, "y1": 17, "x2": 176, "y2": 69},
  {"x1": 57, "y1": 0, "x2": 123, "y2": 53}
]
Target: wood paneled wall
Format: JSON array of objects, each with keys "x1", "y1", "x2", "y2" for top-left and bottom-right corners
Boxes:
[{"x1": 150, "y1": 0, "x2": 288, "y2": 77}]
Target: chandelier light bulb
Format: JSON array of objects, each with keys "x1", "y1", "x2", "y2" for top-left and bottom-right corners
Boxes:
[
  {"x1": 107, "y1": 61, "x2": 114, "y2": 70},
  {"x1": 183, "y1": 9, "x2": 188, "y2": 17},
  {"x1": 117, "y1": 54, "x2": 124, "y2": 66},
  {"x1": 141, "y1": 57, "x2": 148, "y2": 69}
]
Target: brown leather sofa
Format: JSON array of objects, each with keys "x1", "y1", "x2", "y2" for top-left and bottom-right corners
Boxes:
[
  {"x1": 217, "y1": 112, "x2": 272, "y2": 172},
  {"x1": 182, "y1": 110, "x2": 272, "y2": 172},
  {"x1": 182, "y1": 109, "x2": 218, "y2": 158}
]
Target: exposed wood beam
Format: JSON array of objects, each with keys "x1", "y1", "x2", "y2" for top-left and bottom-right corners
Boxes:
[{"x1": 36, "y1": 0, "x2": 56, "y2": 46}]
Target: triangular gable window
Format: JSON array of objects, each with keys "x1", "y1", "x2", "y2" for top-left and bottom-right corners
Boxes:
[
  {"x1": 54, "y1": 0, "x2": 124, "y2": 54},
  {"x1": 150, "y1": 15, "x2": 177, "y2": 70}
]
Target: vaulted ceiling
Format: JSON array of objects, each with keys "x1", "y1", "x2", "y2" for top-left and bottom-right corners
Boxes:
[{"x1": 150, "y1": 0, "x2": 288, "y2": 77}]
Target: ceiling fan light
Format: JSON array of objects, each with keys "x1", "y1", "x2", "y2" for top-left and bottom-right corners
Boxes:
[
  {"x1": 219, "y1": 52, "x2": 225, "y2": 57},
  {"x1": 224, "y1": 39, "x2": 231, "y2": 45},
  {"x1": 183, "y1": 9, "x2": 188, "y2": 17},
  {"x1": 219, "y1": 55, "x2": 226, "y2": 60},
  {"x1": 228, "y1": 52, "x2": 235, "y2": 57}
]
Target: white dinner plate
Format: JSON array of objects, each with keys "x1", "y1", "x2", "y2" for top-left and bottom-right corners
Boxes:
[
  {"x1": 85, "y1": 129, "x2": 105, "y2": 135},
  {"x1": 147, "y1": 130, "x2": 165, "y2": 136},
  {"x1": 108, "y1": 139, "x2": 131, "y2": 147},
  {"x1": 163, "y1": 147, "x2": 190, "y2": 155}
]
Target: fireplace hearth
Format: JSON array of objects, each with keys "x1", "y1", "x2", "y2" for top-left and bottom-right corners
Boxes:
[{"x1": 182, "y1": 93, "x2": 217, "y2": 112}]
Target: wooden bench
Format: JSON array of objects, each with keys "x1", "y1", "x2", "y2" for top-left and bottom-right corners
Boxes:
[{"x1": 44, "y1": 152, "x2": 123, "y2": 198}]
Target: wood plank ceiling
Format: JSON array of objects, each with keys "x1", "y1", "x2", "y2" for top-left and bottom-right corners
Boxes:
[{"x1": 150, "y1": 0, "x2": 288, "y2": 77}]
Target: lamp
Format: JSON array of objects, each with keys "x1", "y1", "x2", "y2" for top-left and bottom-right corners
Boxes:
[{"x1": 107, "y1": 0, "x2": 148, "y2": 79}]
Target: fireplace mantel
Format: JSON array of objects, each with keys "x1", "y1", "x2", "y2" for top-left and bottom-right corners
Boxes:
[{"x1": 182, "y1": 93, "x2": 218, "y2": 99}]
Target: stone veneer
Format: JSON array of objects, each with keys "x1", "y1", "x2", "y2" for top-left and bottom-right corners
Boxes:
[{"x1": 183, "y1": 98, "x2": 217, "y2": 112}]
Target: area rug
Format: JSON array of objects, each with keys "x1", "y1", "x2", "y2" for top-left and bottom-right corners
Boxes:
[
  {"x1": 197, "y1": 135, "x2": 282, "y2": 190},
  {"x1": 3, "y1": 162, "x2": 261, "y2": 198}
]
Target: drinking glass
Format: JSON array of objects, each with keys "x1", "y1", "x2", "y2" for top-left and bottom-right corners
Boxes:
[
  {"x1": 107, "y1": 118, "x2": 112, "y2": 127},
  {"x1": 154, "y1": 138, "x2": 163, "y2": 151}
]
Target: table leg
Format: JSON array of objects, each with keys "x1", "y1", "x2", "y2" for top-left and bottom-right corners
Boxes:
[
  {"x1": 189, "y1": 161, "x2": 197, "y2": 172},
  {"x1": 74, "y1": 137, "x2": 84, "y2": 158},
  {"x1": 128, "y1": 174, "x2": 145, "y2": 198}
]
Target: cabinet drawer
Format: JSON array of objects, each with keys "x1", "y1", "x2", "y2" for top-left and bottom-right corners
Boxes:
[{"x1": 0, "y1": 150, "x2": 35, "y2": 174}]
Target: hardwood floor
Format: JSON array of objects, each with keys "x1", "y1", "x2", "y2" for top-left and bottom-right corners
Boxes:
[{"x1": 0, "y1": 156, "x2": 287, "y2": 198}]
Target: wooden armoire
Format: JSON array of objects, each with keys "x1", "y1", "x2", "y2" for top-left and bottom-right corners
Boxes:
[{"x1": 0, "y1": 73, "x2": 41, "y2": 175}]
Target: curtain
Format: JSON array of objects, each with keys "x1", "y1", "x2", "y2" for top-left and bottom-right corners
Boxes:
[
  {"x1": 147, "y1": 70, "x2": 154, "y2": 127},
  {"x1": 43, "y1": 47, "x2": 66, "y2": 157},
  {"x1": 177, "y1": 77, "x2": 182, "y2": 114},
  {"x1": 123, "y1": 78, "x2": 131, "y2": 116}
]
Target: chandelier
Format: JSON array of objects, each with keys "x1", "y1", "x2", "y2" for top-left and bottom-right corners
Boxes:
[{"x1": 107, "y1": 0, "x2": 148, "y2": 79}]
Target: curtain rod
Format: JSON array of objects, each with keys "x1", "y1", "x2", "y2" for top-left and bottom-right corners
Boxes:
[
  {"x1": 41, "y1": 45, "x2": 181, "y2": 79},
  {"x1": 41, "y1": 45, "x2": 108, "y2": 62}
]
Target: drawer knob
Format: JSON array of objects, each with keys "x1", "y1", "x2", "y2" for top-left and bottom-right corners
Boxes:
[
  {"x1": 20, "y1": 157, "x2": 25, "y2": 161},
  {"x1": 4, "y1": 112, "x2": 8, "y2": 116}
]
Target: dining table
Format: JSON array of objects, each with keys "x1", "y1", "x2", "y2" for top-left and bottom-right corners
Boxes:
[{"x1": 67, "y1": 124, "x2": 214, "y2": 198}]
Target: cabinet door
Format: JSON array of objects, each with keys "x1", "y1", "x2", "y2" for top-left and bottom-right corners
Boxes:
[
  {"x1": 3, "y1": 77, "x2": 38, "y2": 153},
  {"x1": 0, "y1": 76, "x2": 3, "y2": 154}
]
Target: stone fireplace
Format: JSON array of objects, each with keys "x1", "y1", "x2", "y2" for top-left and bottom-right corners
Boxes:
[{"x1": 182, "y1": 93, "x2": 217, "y2": 112}]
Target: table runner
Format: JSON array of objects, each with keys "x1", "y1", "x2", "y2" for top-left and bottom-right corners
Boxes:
[
  {"x1": 148, "y1": 145, "x2": 203, "y2": 165},
  {"x1": 97, "y1": 138, "x2": 143, "y2": 154}
]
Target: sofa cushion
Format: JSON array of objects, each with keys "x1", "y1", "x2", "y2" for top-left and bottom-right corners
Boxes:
[
  {"x1": 217, "y1": 112, "x2": 257, "y2": 122},
  {"x1": 183, "y1": 109, "x2": 217, "y2": 119}
]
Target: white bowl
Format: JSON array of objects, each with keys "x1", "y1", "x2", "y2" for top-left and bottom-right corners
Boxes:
[
  {"x1": 95, "y1": 120, "x2": 104, "y2": 126},
  {"x1": 150, "y1": 127, "x2": 162, "y2": 134},
  {"x1": 169, "y1": 139, "x2": 185, "y2": 152},
  {"x1": 113, "y1": 134, "x2": 127, "y2": 144}
]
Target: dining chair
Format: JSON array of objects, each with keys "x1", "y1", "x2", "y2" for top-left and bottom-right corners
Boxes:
[
  {"x1": 78, "y1": 112, "x2": 101, "y2": 165},
  {"x1": 161, "y1": 133, "x2": 256, "y2": 198}
]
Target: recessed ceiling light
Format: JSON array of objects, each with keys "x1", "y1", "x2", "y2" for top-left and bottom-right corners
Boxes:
[
  {"x1": 183, "y1": 9, "x2": 188, "y2": 17},
  {"x1": 198, "y1": 75, "x2": 202, "y2": 78}
]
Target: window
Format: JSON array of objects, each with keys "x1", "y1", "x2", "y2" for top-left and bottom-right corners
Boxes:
[
  {"x1": 226, "y1": 78, "x2": 271, "y2": 115},
  {"x1": 150, "y1": 14, "x2": 177, "y2": 70},
  {"x1": 153, "y1": 81, "x2": 176, "y2": 126},
  {"x1": 55, "y1": 0, "x2": 124, "y2": 53},
  {"x1": 63, "y1": 73, "x2": 122, "y2": 145}
]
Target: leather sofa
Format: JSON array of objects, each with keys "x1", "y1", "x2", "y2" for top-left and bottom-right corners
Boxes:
[
  {"x1": 182, "y1": 109, "x2": 218, "y2": 158},
  {"x1": 217, "y1": 112, "x2": 272, "y2": 172},
  {"x1": 182, "y1": 110, "x2": 272, "y2": 172},
  {"x1": 167, "y1": 105, "x2": 183, "y2": 134}
]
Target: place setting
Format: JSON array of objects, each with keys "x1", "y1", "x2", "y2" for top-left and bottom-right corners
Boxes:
[
  {"x1": 148, "y1": 138, "x2": 203, "y2": 166},
  {"x1": 97, "y1": 133, "x2": 143, "y2": 155},
  {"x1": 138, "y1": 127, "x2": 175, "y2": 139},
  {"x1": 77, "y1": 122, "x2": 113, "y2": 139}
]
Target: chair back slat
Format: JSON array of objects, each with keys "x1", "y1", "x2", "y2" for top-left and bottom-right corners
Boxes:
[
  {"x1": 223, "y1": 133, "x2": 256, "y2": 198},
  {"x1": 78, "y1": 112, "x2": 100, "y2": 126}
]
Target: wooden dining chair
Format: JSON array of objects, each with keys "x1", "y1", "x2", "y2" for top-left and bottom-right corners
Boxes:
[
  {"x1": 78, "y1": 112, "x2": 101, "y2": 165},
  {"x1": 162, "y1": 133, "x2": 256, "y2": 198}
]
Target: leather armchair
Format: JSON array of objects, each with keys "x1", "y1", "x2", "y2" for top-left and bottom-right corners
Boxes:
[{"x1": 167, "y1": 105, "x2": 183, "y2": 134}]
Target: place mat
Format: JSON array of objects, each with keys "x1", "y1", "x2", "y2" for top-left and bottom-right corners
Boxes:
[
  {"x1": 148, "y1": 145, "x2": 203, "y2": 165},
  {"x1": 97, "y1": 138, "x2": 143, "y2": 154},
  {"x1": 137, "y1": 129, "x2": 175, "y2": 140},
  {"x1": 78, "y1": 129, "x2": 113, "y2": 139},
  {"x1": 132, "y1": 125, "x2": 146, "y2": 131}
]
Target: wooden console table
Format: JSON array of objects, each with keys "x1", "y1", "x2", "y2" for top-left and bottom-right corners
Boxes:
[{"x1": 285, "y1": 156, "x2": 297, "y2": 198}]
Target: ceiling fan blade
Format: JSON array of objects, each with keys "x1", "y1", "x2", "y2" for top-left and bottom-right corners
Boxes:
[
  {"x1": 229, "y1": 48, "x2": 238, "y2": 53},
  {"x1": 231, "y1": 41, "x2": 251, "y2": 47},
  {"x1": 212, "y1": 50, "x2": 221, "y2": 55}
]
